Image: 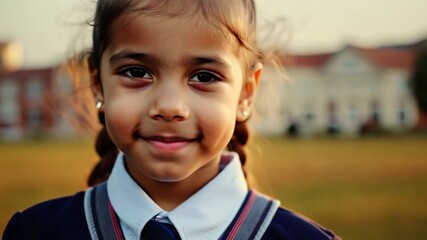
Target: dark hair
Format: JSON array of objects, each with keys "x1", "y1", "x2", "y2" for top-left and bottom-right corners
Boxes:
[{"x1": 87, "y1": 0, "x2": 263, "y2": 186}]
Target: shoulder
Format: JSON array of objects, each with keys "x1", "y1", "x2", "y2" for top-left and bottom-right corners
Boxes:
[
  {"x1": 3, "y1": 191, "x2": 92, "y2": 240},
  {"x1": 262, "y1": 206, "x2": 341, "y2": 240}
]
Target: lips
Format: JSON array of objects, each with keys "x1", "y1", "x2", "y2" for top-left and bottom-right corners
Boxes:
[
  {"x1": 145, "y1": 136, "x2": 194, "y2": 143},
  {"x1": 138, "y1": 134, "x2": 200, "y2": 152}
]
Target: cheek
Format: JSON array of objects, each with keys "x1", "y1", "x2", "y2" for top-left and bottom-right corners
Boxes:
[
  {"x1": 196, "y1": 97, "x2": 238, "y2": 143},
  {"x1": 104, "y1": 96, "x2": 142, "y2": 143}
]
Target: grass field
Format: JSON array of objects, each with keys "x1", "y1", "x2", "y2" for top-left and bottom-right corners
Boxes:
[{"x1": 1, "y1": 135, "x2": 426, "y2": 239}]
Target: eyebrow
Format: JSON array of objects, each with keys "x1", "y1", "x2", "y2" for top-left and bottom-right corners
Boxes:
[
  {"x1": 109, "y1": 50, "x2": 231, "y2": 69},
  {"x1": 186, "y1": 56, "x2": 231, "y2": 68},
  {"x1": 109, "y1": 51, "x2": 160, "y2": 65}
]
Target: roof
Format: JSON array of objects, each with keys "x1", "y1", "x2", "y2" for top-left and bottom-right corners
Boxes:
[
  {"x1": 282, "y1": 53, "x2": 333, "y2": 67},
  {"x1": 282, "y1": 45, "x2": 417, "y2": 69},
  {"x1": 354, "y1": 47, "x2": 416, "y2": 69},
  {"x1": 0, "y1": 67, "x2": 56, "y2": 80}
]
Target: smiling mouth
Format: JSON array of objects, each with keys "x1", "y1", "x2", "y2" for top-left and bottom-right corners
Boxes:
[
  {"x1": 136, "y1": 134, "x2": 201, "y2": 152},
  {"x1": 146, "y1": 137, "x2": 195, "y2": 151},
  {"x1": 145, "y1": 136, "x2": 195, "y2": 143}
]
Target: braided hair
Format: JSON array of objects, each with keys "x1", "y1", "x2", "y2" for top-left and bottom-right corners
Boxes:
[
  {"x1": 87, "y1": 113, "x2": 119, "y2": 186},
  {"x1": 228, "y1": 121, "x2": 250, "y2": 177}
]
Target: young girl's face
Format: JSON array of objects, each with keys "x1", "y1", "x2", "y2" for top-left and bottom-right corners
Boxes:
[{"x1": 96, "y1": 12, "x2": 258, "y2": 184}]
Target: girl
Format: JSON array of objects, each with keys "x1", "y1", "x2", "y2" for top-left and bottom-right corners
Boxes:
[{"x1": 4, "y1": 0, "x2": 340, "y2": 239}]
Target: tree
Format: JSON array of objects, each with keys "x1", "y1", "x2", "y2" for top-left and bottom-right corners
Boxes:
[{"x1": 411, "y1": 41, "x2": 427, "y2": 114}]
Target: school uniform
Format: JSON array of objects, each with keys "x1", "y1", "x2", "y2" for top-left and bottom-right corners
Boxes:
[{"x1": 3, "y1": 152, "x2": 340, "y2": 240}]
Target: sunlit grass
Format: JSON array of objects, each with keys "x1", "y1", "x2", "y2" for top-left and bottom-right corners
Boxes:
[
  {"x1": 0, "y1": 139, "x2": 97, "y2": 230},
  {"x1": 1, "y1": 134, "x2": 427, "y2": 239},
  {"x1": 248, "y1": 135, "x2": 427, "y2": 240}
]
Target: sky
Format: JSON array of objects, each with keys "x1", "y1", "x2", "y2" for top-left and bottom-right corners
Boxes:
[{"x1": 1, "y1": 0, "x2": 427, "y2": 68}]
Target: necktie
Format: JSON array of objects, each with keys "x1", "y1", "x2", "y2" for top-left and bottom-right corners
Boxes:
[{"x1": 141, "y1": 220, "x2": 181, "y2": 240}]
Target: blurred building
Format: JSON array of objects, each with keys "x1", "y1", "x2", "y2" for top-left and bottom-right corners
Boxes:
[
  {"x1": 252, "y1": 42, "x2": 421, "y2": 136},
  {"x1": 0, "y1": 41, "x2": 76, "y2": 141},
  {"x1": 0, "y1": 39, "x2": 424, "y2": 139}
]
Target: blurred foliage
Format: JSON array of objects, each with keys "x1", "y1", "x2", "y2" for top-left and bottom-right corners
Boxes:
[{"x1": 411, "y1": 41, "x2": 427, "y2": 114}]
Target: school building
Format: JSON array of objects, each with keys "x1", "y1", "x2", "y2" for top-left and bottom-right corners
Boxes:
[
  {"x1": 1, "y1": 39, "x2": 425, "y2": 140},
  {"x1": 0, "y1": 42, "x2": 75, "y2": 141},
  {"x1": 251, "y1": 41, "x2": 425, "y2": 136}
]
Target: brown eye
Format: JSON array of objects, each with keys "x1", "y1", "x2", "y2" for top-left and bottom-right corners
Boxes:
[
  {"x1": 190, "y1": 71, "x2": 220, "y2": 84},
  {"x1": 119, "y1": 66, "x2": 152, "y2": 80}
]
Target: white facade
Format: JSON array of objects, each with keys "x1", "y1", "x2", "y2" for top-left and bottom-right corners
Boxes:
[{"x1": 251, "y1": 47, "x2": 418, "y2": 136}]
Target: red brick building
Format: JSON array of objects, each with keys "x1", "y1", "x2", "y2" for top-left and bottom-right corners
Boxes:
[{"x1": 0, "y1": 67, "x2": 58, "y2": 140}]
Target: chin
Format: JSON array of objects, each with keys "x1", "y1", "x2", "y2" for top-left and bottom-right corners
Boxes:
[
  {"x1": 153, "y1": 177, "x2": 183, "y2": 183},
  {"x1": 147, "y1": 171, "x2": 190, "y2": 183}
]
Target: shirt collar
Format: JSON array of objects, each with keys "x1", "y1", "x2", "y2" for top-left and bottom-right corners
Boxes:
[
  {"x1": 107, "y1": 153, "x2": 162, "y2": 240},
  {"x1": 108, "y1": 152, "x2": 248, "y2": 240}
]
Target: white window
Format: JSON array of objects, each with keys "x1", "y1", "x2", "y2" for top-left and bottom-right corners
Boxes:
[
  {"x1": 27, "y1": 109, "x2": 42, "y2": 129},
  {"x1": 26, "y1": 79, "x2": 43, "y2": 101},
  {"x1": 0, "y1": 81, "x2": 19, "y2": 124}
]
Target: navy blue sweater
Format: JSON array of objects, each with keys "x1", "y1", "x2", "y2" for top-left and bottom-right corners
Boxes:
[{"x1": 3, "y1": 191, "x2": 340, "y2": 240}]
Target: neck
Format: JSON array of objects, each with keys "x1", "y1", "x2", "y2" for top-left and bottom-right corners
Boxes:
[
  {"x1": 142, "y1": 177, "x2": 211, "y2": 211},
  {"x1": 126, "y1": 158, "x2": 221, "y2": 211}
]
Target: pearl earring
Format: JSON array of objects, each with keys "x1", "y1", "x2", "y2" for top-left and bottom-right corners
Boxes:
[
  {"x1": 242, "y1": 110, "x2": 249, "y2": 117},
  {"x1": 96, "y1": 101, "x2": 103, "y2": 110}
]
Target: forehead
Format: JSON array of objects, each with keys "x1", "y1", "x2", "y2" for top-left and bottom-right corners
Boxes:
[{"x1": 107, "y1": 12, "x2": 238, "y2": 59}]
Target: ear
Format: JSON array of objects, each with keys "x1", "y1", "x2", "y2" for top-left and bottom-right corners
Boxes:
[
  {"x1": 90, "y1": 68, "x2": 105, "y2": 112},
  {"x1": 236, "y1": 62, "x2": 263, "y2": 122}
]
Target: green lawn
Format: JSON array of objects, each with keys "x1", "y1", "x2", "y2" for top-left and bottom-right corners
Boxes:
[{"x1": 1, "y1": 135, "x2": 427, "y2": 239}]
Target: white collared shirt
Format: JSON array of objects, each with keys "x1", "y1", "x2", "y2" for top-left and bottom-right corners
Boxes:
[{"x1": 107, "y1": 152, "x2": 248, "y2": 240}]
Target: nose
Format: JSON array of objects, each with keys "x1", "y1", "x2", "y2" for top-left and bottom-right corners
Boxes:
[{"x1": 148, "y1": 82, "x2": 189, "y2": 122}]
